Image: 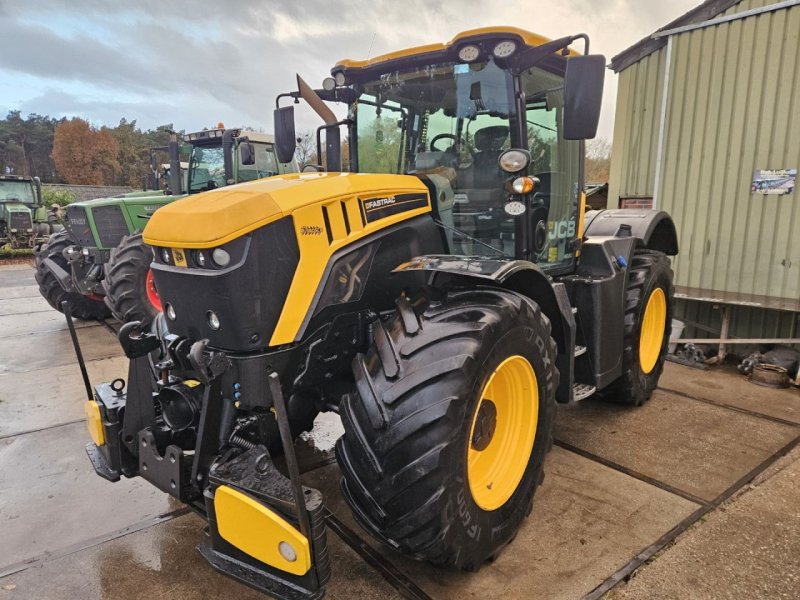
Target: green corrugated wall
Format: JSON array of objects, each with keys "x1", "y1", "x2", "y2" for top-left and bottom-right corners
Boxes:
[{"x1": 609, "y1": 1, "x2": 800, "y2": 345}]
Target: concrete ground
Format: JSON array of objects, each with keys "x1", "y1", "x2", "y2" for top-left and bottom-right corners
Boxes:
[{"x1": 0, "y1": 262, "x2": 798, "y2": 599}]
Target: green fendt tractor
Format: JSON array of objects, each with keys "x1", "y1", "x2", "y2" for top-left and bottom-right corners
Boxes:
[
  {"x1": 0, "y1": 175, "x2": 57, "y2": 249},
  {"x1": 80, "y1": 28, "x2": 678, "y2": 599},
  {"x1": 35, "y1": 128, "x2": 296, "y2": 322}
]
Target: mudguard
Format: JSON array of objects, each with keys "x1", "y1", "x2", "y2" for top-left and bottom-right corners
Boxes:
[
  {"x1": 393, "y1": 255, "x2": 576, "y2": 403},
  {"x1": 584, "y1": 209, "x2": 678, "y2": 255}
]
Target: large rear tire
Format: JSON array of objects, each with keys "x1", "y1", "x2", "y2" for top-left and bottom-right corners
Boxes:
[
  {"x1": 103, "y1": 233, "x2": 161, "y2": 325},
  {"x1": 601, "y1": 250, "x2": 674, "y2": 406},
  {"x1": 336, "y1": 289, "x2": 558, "y2": 570},
  {"x1": 34, "y1": 230, "x2": 111, "y2": 320}
]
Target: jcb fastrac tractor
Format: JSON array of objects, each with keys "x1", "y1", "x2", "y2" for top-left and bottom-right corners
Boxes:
[
  {"x1": 81, "y1": 28, "x2": 678, "y2": 598},
  {"x1": 35, "y1": 128, "x2": 295, "y2": 323},
  {"x1": 0, "y1": 174, "x2": 57, "y2": 248}
]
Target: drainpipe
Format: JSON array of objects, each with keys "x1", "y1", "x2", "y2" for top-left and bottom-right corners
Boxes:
[{"x1": 652, "y1": 35, "x2": 673, "y2": 210}]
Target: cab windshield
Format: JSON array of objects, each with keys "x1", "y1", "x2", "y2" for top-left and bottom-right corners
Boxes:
[
  {"x1": 188, "y1": 143, "x2": 226, "y2": 192},
  {"x1": 353, "y1": 58, "x2": 580, "y2": 267},
  {"x1": 0, "y1": 181, "x2": 36, "y2": 205}
]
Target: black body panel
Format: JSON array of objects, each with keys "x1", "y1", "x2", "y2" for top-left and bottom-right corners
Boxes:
[
  {"x1": 561, "y1": 236, "x2": 638, "y2": 389},
  {"x1": 65, "y1": 205, "x2": 95, "y2": 247},
  {"x1": 151, "y1": 218, "x2": 300, "y2": 352}
]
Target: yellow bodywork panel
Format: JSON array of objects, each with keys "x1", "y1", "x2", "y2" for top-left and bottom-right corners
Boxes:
[
  {"x1": 335, "y1": 26, "x2": 579, "y2": 70},
  {"x1": 143, "y1": 172, "x2": 427, "y2": 249},
  {"x1": 84, "y1": 400, "x2": 105, "y2": 446},
  {"x1": 270, "y1": 181, "x2": 430, "y2": 345},
  {"x1": 214, "y1": 485, "x2": 311, "y2": 576},
  {"x1": 142, "y1": 172, "x2": 431, "y2": 346}
]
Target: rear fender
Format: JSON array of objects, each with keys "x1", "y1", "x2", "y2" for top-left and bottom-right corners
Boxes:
[
  {"x1": 394, "y1": 256, "x2": 576, "y2": 402},
  {"x1": 584, "y1": 209, "x2": 678, "y2": 255}
]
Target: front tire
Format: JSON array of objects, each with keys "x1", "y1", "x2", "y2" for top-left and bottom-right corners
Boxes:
[
  {"x1": 34, "y1": 230, "x2": 111, "y2": 320},
  {"x1": 103, "y1": 233, "x2": 161, "y2": 325},
  {"x1": 601, "y1": 250, "x2": 674, "y2": 406},
  {"x1": 336, "y1": 289, "x2": 558, "y2": 570}
]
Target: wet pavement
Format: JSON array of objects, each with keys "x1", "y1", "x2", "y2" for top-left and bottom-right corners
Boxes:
[{"x1": 0, "y1": 263, "x2": 798, "y2": 599}]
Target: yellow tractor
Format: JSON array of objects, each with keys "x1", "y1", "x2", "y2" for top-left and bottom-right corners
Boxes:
[{"x1": 79, "y1": 27, "x2": 677, "y2": 598}]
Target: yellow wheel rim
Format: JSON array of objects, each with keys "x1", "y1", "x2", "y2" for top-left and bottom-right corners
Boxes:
[
  {"x1": 467, "y1": 355, "x2": 538, "y2": 511},
  {"x1": 639, "y1": 287, "x2": 667, "y2": 374}
]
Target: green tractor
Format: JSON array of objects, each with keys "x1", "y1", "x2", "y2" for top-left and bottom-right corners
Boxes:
[
  {"x1": 0, "y1": 175, "x2": 57, "y2": 249},
  {"x1": 35, "y1": 127, "x2": 296, "y2": 322},
  {"x1": 80, "y1": 27, "x2": 678, "y2": 599}
]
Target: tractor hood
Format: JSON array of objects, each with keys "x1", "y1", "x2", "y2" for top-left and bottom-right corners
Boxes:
[{"x1": 143, "y1": 172, "x2": 428, "y2": 249}]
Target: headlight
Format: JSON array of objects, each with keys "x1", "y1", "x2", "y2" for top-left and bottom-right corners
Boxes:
[
  {"x1": 334, "y1": 72, "x2": 346, "y2": 86},
  {"x1": 207, "y1": 310, "x2": 220, "y2": 330},
  {"x1": 458, "y1": 44, "x2": 480, "y2": 62},
  {"x1": 493, "y1": 40, "x2": 517, "y2": 58},
  {"x1": 212, "y1": 248, "x2": 230, "y2": 268},
  {"x1": 499, "y1": 149, "x2": 530, "y2": 173},
  {"x1": 322, "y1": 77, "x2": 336, "y2": 91},
  {"x1": 504, "y1": 200, "x2": 527, "y2": 216},
  {"x1": 165, "y1": 303, "x2": 176, "y2": 320},
  {"x1": 161, "y1": 248, "x2": 171, "y2": 263},
  {"x1": 194, "y1": 250, "x2": 207, "y2": 268}
]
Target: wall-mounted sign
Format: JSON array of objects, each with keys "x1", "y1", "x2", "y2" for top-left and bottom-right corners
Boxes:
[{"x1": 751, "y1": 169, "x2": 796, "y2": 195}]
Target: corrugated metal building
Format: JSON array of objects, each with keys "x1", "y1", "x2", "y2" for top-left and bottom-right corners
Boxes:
[{"x1": 608, "y1": 0, "x2": 800, "y2": 349}]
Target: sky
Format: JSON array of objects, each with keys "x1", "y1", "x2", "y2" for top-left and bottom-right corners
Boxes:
[{"x1": 0, "y1": 0, "x2": 701, "y2": 142}]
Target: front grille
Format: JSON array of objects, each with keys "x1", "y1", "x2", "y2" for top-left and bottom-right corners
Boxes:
[
  {"x1": 9, "y1": 211, "x2": 32, "y2": 231},
  {"x1": 92, "y1": 205, "x2": 129, "y2": 248},
  {"x1": 65, "y1": 205, "x2": 95, "y2": 246}
]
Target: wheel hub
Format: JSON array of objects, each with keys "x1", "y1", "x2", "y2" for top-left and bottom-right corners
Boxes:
[
  {"x1": 471, "y1": 400, "x2": 497, "y2": 451},
  {"x1": 467, "y1": 355, "x2": 538, "y2": 511}
]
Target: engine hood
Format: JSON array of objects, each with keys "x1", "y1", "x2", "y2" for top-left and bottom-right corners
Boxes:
[{"x1": 143, "y1": 172, "x2": 428, "y2": 249}]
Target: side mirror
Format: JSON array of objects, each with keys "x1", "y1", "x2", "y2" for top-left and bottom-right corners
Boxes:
[
  {"x1": 274, "y1": 106, "x2": 297, "y2": 164},
  {"x1": 240, "y1": 141, "x2": 255, "y2": 165},
  {"x1": 563, "y1": 55, "x2": 605, "y2": 140}
]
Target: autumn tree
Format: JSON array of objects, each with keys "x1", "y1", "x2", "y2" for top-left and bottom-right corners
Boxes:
[{"x1": 52, "y1": 118, "x2": 121, "y2": 185}]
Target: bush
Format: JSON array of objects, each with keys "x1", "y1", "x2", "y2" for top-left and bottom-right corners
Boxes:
[{"x1": 42, "y1": 187, "x2": 77, "y2": 207}]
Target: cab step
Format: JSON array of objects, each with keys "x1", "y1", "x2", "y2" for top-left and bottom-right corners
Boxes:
[
  {"x1": 573, "y1": 383, "x2": 596, "y2": 401},
  {"x1": 574, "y1": 345, "x2": 587, "y2": 357}
]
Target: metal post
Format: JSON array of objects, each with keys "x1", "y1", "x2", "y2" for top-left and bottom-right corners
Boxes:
[
  {"x1": 62, "y1": 301, "x2": 93, "y2": 400},
  {"x1": 716, "y1": 305, "x2": 730, "y2": 364},
  {"x1": 269, "y1": 372, "x2": 312, "y2": 539}
]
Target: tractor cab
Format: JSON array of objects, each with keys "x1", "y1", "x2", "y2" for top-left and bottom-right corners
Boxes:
[
  {"x1": 184, "y1": 126, "x2": 292, "y2": 193},
  {"x1": 275, "y1": 27, "x2": 604, "y2": 272}
]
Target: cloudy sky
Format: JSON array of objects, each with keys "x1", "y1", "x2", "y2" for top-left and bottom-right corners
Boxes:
[{"x1": 0, "y1": 0, "x2": 699, "y2": 141}]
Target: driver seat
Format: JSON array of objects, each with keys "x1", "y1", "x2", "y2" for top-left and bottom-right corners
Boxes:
[{"x1": 471, "y1": 125, "x2": 509, "y2": 188}]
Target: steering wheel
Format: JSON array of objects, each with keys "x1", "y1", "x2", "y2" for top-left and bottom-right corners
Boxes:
[{"x1": 430, "y1": 133, "x2": 458, "y2": 152}]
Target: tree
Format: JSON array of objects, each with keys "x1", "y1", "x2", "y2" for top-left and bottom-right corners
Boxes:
[
  {"x1": 295, "y1": 130, "x2": 317, "y2": 166},
  {"x1": 585, "y1": 137, "x2": 611, "y2": 183},
  {"x1": 52, "y1": 118, "x2": 121, "y2": 185},
  {"x1": 0, "y1": 111, "x2": 62, "y2": 180}
]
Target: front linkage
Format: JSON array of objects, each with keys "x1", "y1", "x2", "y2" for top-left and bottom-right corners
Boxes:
[{"x1": 83, "y1": 321, "x2": 332, "y2": 599}]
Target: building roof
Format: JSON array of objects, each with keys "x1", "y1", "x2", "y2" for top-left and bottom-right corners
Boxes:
[{"x1": 610, "y1": 0, "x2": 741, "y2": 72}]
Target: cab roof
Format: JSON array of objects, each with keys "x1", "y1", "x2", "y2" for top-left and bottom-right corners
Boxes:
[{"x1": 334, "y1": 26, "x2": 579, "y2": 72}]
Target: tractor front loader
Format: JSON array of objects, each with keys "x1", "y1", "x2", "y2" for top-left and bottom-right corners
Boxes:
[{"x1": 77, "y1": 27, "x2": 678, "y2": 598}]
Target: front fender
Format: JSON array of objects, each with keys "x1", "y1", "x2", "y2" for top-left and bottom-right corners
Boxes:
[{"x1": 394, "y1": 255, "x2": 576, "y2": 402}]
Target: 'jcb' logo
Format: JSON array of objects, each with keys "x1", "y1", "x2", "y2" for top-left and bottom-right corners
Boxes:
[
  {"x1": 300, "y1": 225, "x2": 322, "y2": 236},
  {"x1": 548, "y1": 220, "x2": 576, "y2": 240},
  {"x1": 174, "y1": 249, "x2": 186, "y2": 262}
]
